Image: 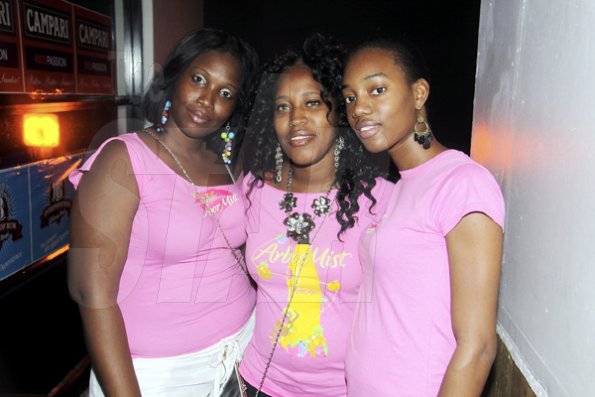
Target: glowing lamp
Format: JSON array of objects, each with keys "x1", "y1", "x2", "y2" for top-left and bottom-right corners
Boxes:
[{"x1": 23, "y1": 113, "x2": 60, "y2": 148}]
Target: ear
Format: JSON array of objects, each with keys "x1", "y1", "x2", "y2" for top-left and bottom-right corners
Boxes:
[{"x1": 412, "y1": 78, "x2": 430, "y2": 110}]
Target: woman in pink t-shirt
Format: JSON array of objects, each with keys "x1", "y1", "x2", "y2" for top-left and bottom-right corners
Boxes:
[
  {"x1": 341, "y1": 39, "x2": 505, "y2": 396},
  {"x1": 68, "y1": 29, "x2": 259, "y2": 396},
  {"x1": 238, "y1": 34, "x2": 392, "y2": 396}
]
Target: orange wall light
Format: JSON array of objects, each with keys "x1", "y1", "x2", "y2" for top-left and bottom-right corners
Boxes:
[{"x1": 23, "y1": 113, "x2": 60, "y2": 148}]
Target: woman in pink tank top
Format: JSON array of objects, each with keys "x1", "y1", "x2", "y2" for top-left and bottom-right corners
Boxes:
[
  {"x1": 342, "y1": 39, "x2": 505, "y2": 396},
  {"x1": 68, "y1": 29, "x2": 259, "y2": 396}
]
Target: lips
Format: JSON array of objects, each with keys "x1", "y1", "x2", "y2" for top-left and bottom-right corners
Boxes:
[
  {"x1": 288, "y1": 130, "x2": 315, "y2": 146},
  {"x1": 355, "y1": 120, "x2": 381, "y2": 139},
  {"x1": 188, "y1": 108, "x2": 211, "y2": 125}
]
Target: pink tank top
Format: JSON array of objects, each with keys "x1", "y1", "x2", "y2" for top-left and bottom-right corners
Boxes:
[{"x1": 69, "y1": 132, "x2": 255, "y2": 358}]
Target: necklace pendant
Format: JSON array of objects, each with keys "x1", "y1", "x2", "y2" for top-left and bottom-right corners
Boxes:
[
  {"x1": 312, "y1": 196, "x2": 331, "y2": 216},
  {"x1": 284, "y1": 212, "x2": 315, "y2": 244},
  {"x1": 279, "y1": 192, "x2": 297, "y2": 213}
]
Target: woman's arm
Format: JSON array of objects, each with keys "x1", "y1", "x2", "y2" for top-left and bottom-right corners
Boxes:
[
  {"x1": 438, "y1": 212, "x2": 503, "y2": 397},
  {"x1": 68, "y1": 141, "x2": 141, "y2": 396}
]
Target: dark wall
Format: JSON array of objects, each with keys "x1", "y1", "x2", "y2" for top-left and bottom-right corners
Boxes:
[
  {"x1": 0, "y1": 256, "x2": 88, "y2": 395},
  {"x1": 204, "y1": 0, "x2": 481, "y2": 153},
  {"x1": 153, "y1": 0, "x2": 204, "y2": 67}
]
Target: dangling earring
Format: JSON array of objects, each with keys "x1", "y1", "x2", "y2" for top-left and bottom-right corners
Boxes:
[
  {"x1": 220, "y1": 123, "x2": 235, "y2": 165},
  {"x1": 275, "y1": 142, "x2": 284, "y2": 183},
  {"x1": 156, "y1": 99, "x2": 172, "y2": 133},
  {"x1": 334, "y1": 136, "x2": 345, "y2": 173},
  {"x1": 161, "y1": 100, "x2": 171, "y2": 124},
  {"x1": 413, "y1": 111, "x2": 433, "y2": 150}
]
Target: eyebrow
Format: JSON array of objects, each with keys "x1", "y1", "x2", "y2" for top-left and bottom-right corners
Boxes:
[{"x1": 342, "y1": 72, "x2": 387, "y2": 89}]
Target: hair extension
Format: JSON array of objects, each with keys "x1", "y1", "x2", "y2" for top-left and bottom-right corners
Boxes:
[{"x1": 243, "y1": 33, "x2": 386, "y2": 239}]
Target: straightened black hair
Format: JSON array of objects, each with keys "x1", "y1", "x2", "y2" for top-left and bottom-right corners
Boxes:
[{"x1": 141, "y1": 28, "x2": 259, "y2": 161}]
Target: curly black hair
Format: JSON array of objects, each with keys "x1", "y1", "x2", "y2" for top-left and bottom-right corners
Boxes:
[
  {"x1": 242, "y1": 33, "x2": 386, "y2": 239},
  {"x1": 141, "y1": 28, "x2": 259, "y2": 162}
]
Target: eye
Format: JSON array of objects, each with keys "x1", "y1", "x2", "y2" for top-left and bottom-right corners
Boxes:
[
  {"x1": 220, "y1": 88, "x2": 234, "y2": 100},
  {"x1": 372, "y1": 87, "x2": 386, "y2": 95},
  {"x1": 343, "y1": 95, "x2": 356, "y2": 104},
  {"x1": 275, "y1": 103, "x2": 290, "y2": 112},
  {"x1": 305, "y1": 99, "x2": 321, "y2": 108},
  {"x1": 192, "y1": 74, "x2": 207, "y2": 85}
]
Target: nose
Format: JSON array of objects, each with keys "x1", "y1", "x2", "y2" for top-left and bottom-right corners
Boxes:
[
  {"x1": 288, "y1": 108, "x2": 307, "y2": 127},
  {"x1": 196, "y1": 89, "x2": 215, "y2": 108},
  {"x1": 352, "y1": 98, "x2": 371, "y2": 119}
]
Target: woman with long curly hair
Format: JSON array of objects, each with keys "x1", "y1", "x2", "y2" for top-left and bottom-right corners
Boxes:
[{"x1": 238, "y1": 34, "x2": 393, "y2": 397}]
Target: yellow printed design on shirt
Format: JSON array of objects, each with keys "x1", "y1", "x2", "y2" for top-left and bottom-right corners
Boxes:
[
  {"x1": 253, "y1": 234, "x2": 349, "y2": 358},
  {"x1": 271, "y1": 244, "x2": 328, "y2": 358}
]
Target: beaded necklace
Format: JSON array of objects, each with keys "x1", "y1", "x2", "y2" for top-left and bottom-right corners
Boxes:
[
  {"x1": 278, "y1": 166, "x2": 335, "y2": 244},
  {"x1": 255, "y1": 166, "x2": 334, "y2": 396}
]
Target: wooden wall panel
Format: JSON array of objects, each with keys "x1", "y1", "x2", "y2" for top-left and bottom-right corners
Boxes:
[{"x1": 482, "y1": 337, "x2": 537, "y2": 397}]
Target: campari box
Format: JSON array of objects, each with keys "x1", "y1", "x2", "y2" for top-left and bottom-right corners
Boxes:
[
  {"x1": 30, "y1": 154, "x2": 78, "y2": 262},
  {"x1": 0, "y1": 166, "x2": 32, "y2": 281}
]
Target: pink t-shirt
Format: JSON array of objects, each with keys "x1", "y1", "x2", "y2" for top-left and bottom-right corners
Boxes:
[
  {"x1": 345, "y1": 150, "x2": 505, "y2": 396},
  {"x1": 239, "y1": 174, "x2": 393, "y2": 397},
  {"x1": 69, "y1": 132, "x2": 255, "y2": 358}
]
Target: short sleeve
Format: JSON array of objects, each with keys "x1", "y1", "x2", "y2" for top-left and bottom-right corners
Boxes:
[
  {"x1": 68, "y1": 134, "x2": 145, "y2": 192},
  {"x1": 68, "y1": 138, "x2": 116, "y2": 189},
  {"x1": 431, "y1": 163, "x2": 505, "y2": 236}
]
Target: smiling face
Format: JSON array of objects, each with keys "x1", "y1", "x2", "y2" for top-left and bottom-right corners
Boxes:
[
  {"x1": 167, "y1": 49, "x2": 241, "y2": 138},
  {"x1": 342, "y1": 47, "x2": 429, "y2": 153},
  {"x1": 274, "y1": 64, "x2": 338, "y2": 168}
]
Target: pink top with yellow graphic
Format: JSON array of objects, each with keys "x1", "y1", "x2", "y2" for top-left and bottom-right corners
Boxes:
[
  {"x1": 239, "y1": 173, "x2": 393, "y2": 397},
  {"x1": 69, "y1": 132, "x2": 255, "y2": 358}
]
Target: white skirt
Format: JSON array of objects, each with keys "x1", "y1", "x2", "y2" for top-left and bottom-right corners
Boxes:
[{"x1": 89, "y1": 311, "x2": 255, "y2": 397}]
